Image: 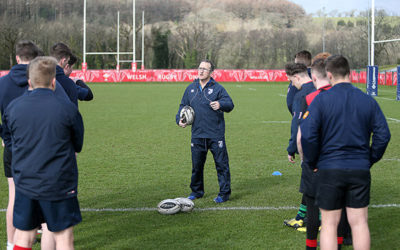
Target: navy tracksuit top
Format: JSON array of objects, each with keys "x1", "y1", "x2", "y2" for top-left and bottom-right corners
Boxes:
[
  {"x1": 176, "y1": 77, "x2": 234, "y2": 139},
  {"x1": 287, "y1": 81, "x2": 316, "y2": 156},
  {"x1": 0, "y1": 64, "x2": 69, "y2": 141},
  {"x1": 56, "y1": 65, "x2": 90, "y2": 106},
  {"x1": 300, "y1": 82, "x2": 391, "y2": 170},
  {"x1": 3, "y1": 88, "x2": 84, "y2": 200}
]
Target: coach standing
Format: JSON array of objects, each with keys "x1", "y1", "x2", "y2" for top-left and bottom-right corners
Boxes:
[
  {"x1": 300, "y1": 55, "x2": 390, "y2": 249},
  {"x1": 176, "y1": 59, "x2": 234, "y2": 203}
]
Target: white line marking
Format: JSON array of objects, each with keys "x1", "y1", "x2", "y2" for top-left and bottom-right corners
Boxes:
[
  {"x1": 248, "y1": 88, "x2": 256, "y2": 91},
  {"x1": 262, "y1": 121, "x2": 290, "y2": 124},
  {"x1": 0, "y1": 204, "x2": 399, "y2": 213},
  {"x1": 370, "y1": 204, "x2": 400, "y2": 208},
  {"x1": 387, "y1": 117, "x2": 400, "y2": 123},
  {"x1": 375, "y1": 96, "x2": 395, "y2": 101},
  {"x1": 236, "y1": 85, "x2": 242, "y2": 88},
  {"x1": 378, "y1": 89, "x2": 396, "y2": 94},
  {"x1": 382, "y1": 158, "x2": 400, "y2": 162},
  {"x1": 279, "y1": 94, "x2": 286, "y2": 97}
]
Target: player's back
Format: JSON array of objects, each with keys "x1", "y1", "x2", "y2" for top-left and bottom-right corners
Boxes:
[{"x1": 315, "y1": 82, "x2": 382, "y2": 168}]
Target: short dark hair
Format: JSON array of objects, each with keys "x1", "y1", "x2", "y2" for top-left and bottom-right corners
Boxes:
[
  {"x1": 311, "y1": 58, "x2": 327, "y2": 78},
  {"x1": 295, "y1": 50, "x2": 312, "y2": 66},
  {"x1": 68, "y1": 54, "x2": 78, "y2": 66},
  {"x1": 50, "y1": 42, "x2": 72, "y2": 62},
  {"x1": 200, "y1": 59, "x2": 215, "y2": 72},
  {"x1": 15, "y1": 40, "x2": 40, "y2": 62},
  {"x1": 285, "y1": 63, "x2": 308, "y2": 76},
  {"x1": 325, "y1": 55, "x2": 350, "y2": 78}
]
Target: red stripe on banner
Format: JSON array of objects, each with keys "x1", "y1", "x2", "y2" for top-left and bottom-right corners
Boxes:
[{"x1": 0, "y1": 69, "x2": 395, "y2": 84}]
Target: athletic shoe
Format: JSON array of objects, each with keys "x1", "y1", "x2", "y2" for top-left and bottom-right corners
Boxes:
[
  {"x1": 296, "y1": 226, "x2": 306, "y2": 232},
  {"x1": 187, "y1": 195, "x2": 197, "y2": 200},
  {"x1": 283, "y1": 218, "x2": 304, "y2": 228},
  {"x1": 214, "y1": 196, "x2": 228, "y2": 203}
]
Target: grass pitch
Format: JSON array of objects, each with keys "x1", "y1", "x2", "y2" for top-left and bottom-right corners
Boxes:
[{"x1": 0, "y1": 82, "x2": 399, "y2": 249}]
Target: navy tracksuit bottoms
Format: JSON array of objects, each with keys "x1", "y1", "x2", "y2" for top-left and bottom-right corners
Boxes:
[{"x1": 190, "y1": 138, "x2": 231, "y2": 199}]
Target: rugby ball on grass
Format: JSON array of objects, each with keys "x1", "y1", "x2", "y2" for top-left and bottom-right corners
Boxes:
[
  {"x1": 157, "y1": 199, "x2": 181, "y2": 215},
  {"x1": 180, "y1": 106, "x2": 195, "y2": 125},
  {"x1": 174, "y1": 197, "x2": 195, "y2": 212}
]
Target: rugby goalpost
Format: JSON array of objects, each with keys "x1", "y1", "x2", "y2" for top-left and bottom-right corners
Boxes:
[
  {"x1": 82, "y1": 0, "x2": 144, "y2": 71},
  {"x1": 368, "y1": 0, "x2": 400, "y2": 99}
]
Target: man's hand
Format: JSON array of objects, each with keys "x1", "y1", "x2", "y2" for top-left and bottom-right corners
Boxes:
[
  {"x1": 288, "y1": 154, "x2": 296, "y2": 163},
  {"x1": 178, "y1": 119, "x2": 187, "y2": 128},
  {"x1": 210, "y1": 101, "x2": 220, "y2": 110},
  {"x1": 1, "y1": 140, "x2": 4, "y2": 147}
]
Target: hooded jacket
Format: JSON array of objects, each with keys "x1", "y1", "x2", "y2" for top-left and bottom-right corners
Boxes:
[
  {"x1": 0, "y1": 64, "x2": 30, "y2": 139},
  {"x1": 0, "y1": 64, "x2": 69, "y2": 141}
]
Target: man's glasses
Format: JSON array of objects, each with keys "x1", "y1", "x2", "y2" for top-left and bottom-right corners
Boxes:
[{"x1": 198, "y1": 67, "x2": 211, "y2": 72}]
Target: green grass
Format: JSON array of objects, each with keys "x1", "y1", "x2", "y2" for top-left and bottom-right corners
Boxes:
[{"x1": 0, "y1": 82, "x2": 399, "y2": 249}]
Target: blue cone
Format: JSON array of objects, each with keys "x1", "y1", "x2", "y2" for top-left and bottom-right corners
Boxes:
[{"x1": 272, "y1": 171, "x2": 282, "y2": 176}]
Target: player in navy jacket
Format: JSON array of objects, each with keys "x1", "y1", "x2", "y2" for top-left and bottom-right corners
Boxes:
[
  {"x1": 285, "y1": 63, "x2": 315, "y2": 162},
  {"x1": 286, "y1": 50, "x2": 312, "y2": 114},
  {"x1": 64, "y1": 53, "x2": 93, "y2": 101},
  {"x1": 176, "y1": 59, "x2": 234, "y2": 203},
  {"x1": 0, "y1": 40, "x2": 70, "y2": 250},
  {"x1": 300, "y1": 55, "x2": 390, "y2": 249},
  {"x1": 51, "y1": 42, "x2": 91, "y2": 106},
  {"x1": 3, "y1": 57, "x2": 84, "y2": 250},
  {"x1": 283, "y1": 62, "x2": 315, "y2": 230}
]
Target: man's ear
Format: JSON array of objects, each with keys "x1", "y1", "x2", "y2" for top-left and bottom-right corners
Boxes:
[
  {"x1": 50, "y1": 78, "x2": 56, "y2": 90},
  {"x1": 28, "y1": 79, "x2": 34, "y2": 90},
  {"x1": 312, "y1": 74, "x2": 317, "y2": 83},
  {"x1": 60, "y1": 58, "x2": 68, "y2": 68},
  {"x1": 327, "y1": 71, "x2": 333, "y2": 82},
  {"x1": 16, "y1": 55, "x2": 21, "y2": 64}
]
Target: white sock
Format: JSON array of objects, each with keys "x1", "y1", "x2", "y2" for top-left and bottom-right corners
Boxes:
[{"x1": 7, "y1": 242, "x2": 14, "y2": 250}]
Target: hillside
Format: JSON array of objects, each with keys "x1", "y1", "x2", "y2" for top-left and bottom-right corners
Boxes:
[{"x1": 0, "y1": 0, "x2": 398, "y2": 69}]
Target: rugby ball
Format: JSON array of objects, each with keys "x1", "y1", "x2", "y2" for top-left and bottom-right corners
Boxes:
[
  {"x1": 174, "y1": 197, "x2": 195, "y2": 212},
  {"x1": 180, "y1": 106, "x2": 195, "y2": 125},
  {"x1": 157, "y1": 199, "x2": 181, "y2": 215}
]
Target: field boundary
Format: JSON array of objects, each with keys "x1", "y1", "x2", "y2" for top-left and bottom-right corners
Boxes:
[{"x1": 1, "y1": 204, "x2": 398, "y2": 213}]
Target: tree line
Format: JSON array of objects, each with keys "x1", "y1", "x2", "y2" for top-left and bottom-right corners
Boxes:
[{"x1": 0, "y1": 0, "x2": 399, "y2": 70}]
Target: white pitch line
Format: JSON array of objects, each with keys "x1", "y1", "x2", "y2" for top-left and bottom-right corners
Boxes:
[
  {"x1": 278, "y1": 94, "x2": 286, "y2": 97},
  {"x1": 375, "y1": 96, "x2": 395, "y2": 101},
  {"x1": 248, "y1": 88, "x2": 256, "y2": 91},
  {"x1": 262, "y1": 121, "x2": 290, "y2": 124},
  {"x1": 382, "y1": 158, "x2": 400, "y2": 162},
  {"x1": 0, "y1": 204, "x2": 399, "y2": 213},
  {"x1": 387, "y1": 117, "x2": 400, "y2": 123}
]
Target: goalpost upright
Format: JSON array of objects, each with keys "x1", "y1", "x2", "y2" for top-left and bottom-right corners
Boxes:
[
  {"x1": 368, "y1": 0, "x2": 400, "y2": 98},
  {"x1": 82, "y1": 0, "x2": 145, "y2": 72}
]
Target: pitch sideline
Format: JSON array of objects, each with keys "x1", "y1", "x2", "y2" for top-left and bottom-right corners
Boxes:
[{"x1": 2, "y1": 204, "x2": 398, "y2": 213}]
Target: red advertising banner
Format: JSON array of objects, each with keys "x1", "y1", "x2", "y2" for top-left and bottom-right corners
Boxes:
[{"x1": 0, "y1": 69, "x2": 397, "y2": 85}]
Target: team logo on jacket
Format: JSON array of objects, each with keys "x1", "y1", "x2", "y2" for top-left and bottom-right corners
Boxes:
[
  {"x1": 191, "y1": 89, "x2": 194, "y2": 93},
  {"x1": 218, "y1": 141, "x2": 223, "y2": 148},
  {"x1": 303, "y1": 111, "x2": 309, "y2": 120},
  {"x1": 208, "y1": 89, "x2": 213, "y2": 95},
  {"x1": 191, "y1": 143, "x2": 194, "y2": 147}
]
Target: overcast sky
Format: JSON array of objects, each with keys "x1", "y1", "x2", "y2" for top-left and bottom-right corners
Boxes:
[{"x1": 290, "y1": 0, "x2": 400, "y2": 16}]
